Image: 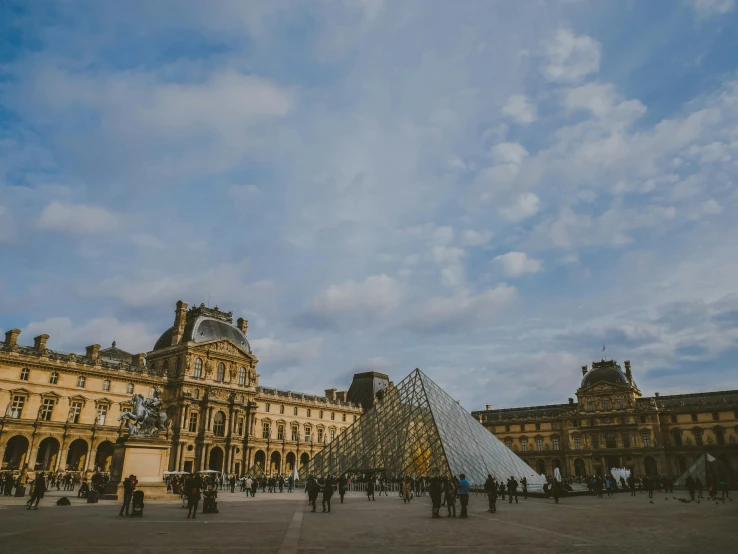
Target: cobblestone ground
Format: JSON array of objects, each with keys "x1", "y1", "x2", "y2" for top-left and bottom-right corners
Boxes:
[{"x1": 0, "y1": 489, "x2": 736, "y2": 554}]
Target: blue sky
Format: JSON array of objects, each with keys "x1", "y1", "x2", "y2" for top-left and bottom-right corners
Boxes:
[{"x1": 2, "y1": 0, "x2": 738, "y2": 410}]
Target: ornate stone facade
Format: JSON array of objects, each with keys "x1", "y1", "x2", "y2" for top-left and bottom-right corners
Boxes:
[
  {"x1": 472, "y1": 359, "x2": 738, "y2": 478},
  {"x1": 0, "y1": 301, "x2": 362, "y2": 476}
]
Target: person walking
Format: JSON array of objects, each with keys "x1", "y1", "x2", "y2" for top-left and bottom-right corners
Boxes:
[
  {"x1": 507, "y1": 476, "x2": 518, "y2": 504},
  {"x1": 322, "y1": 475, "x2": 334, "y2": 513},
  {"x1": 119, "y1": 475, "x2": 135, "y2": 517},
  {"x1": 26, "y1": 472, "x2": 46, "y2": 510},
  {"x1": 484, "y1": 474, "x2": 497, "y2": 513},
  {"x1": 521, "y1": 476, "x2": 528, "y2": 499},
  {"x1": 338, "y1": 474, "x2": 347, "y2": 504},
  {"x1": 430, "y1": 477, "x2": 443, "y2": 518},
  {"x1": 552, "y1": 479, "x2": 562, "y2": 504},
  {"x1": 458, "y1": 473, "x2": 470, "y2": 518},
  {"x1": 445, "y1": 477, "x2": 457, "y2": 517},
  {"x1": 605, "y1": 477, "x2": 612, "y2": 498},
  {"x1": 186, "y1": 473, "x2": 202, "y2": 519},
  {"x1": 402, "y1": 477, "x2": 412, "y2": 503},
  {"x1": 686, "y1": 476, "x2": 696, "y2": 501},
  {"x1": 307, "y1": 475, "x2": 320, "y2": 512},
  {"x1": 696, "y1": 478, "x2": 703, "y2": 498}
]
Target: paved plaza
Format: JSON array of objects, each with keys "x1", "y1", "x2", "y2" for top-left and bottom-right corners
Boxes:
[{"x1": 0, "y1": 489, "x2": 736, "y2": 554}]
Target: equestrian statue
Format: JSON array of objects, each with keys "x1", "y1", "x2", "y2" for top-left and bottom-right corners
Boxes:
[{"x1": 118, "y1": 389, "x2": 169, "y2": 437}]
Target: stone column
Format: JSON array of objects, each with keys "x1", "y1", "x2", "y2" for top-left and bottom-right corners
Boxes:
[
  {"x1": 202, "y1": 444, "x2": 210, "y2": 471},
  {"x1": 86, "y1": 447, "x2": 98, "y2": 473}
]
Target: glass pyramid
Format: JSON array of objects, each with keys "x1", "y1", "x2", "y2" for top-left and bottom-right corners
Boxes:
[{"x1": 301, "y1": 368, "x2": 546, "y2": 488}]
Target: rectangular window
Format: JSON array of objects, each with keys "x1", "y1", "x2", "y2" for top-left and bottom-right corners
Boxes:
[
  {"x1": 40, "y1": 398, "x2": 55, "y2": 421},
  {"x1": 294, "y1": 407, "x2": 298, "y2": 416},
  {"x1": 691, "y1": 413, "x2": 698, "y2": 422},
  {"x1": 262, "y1": 422, "x2": 271, "y2": 439},
  {"x1": 693, "y1": 429, "x2": 703, "y2": 446},
  {"x1": 319, "y1": 410, "x2": 324, "y2": 419},
  {"x1": 605, "y1": 432, "x2": 617, "y2": 448},
  {"x1": 535, "y1": 423, "x2": 541, "y2": 431},
  {"x1": 642, "y1": 433, "x2": 651, "y2": 447},
  {"x1": 77, "y1": 376, "x2": 86, "y2": 388},
  {"x1": 331, "y1": 412, "x2": 335, "y2": 421},
  {"x1": 280, "y1": 405, "x2": 285, "y2": 414},
  {"x1": 520, "y1": 424, "x2": 525, "y2": 432},
  {"x1": 20, "y1": 368, "x2": 30, "y2": 381},
  {"x1": 521, "y1": 438, "x2": 527, "y2": 452},
  {"x1": 505, "y1": 440, "x2": 512, "y2": 449},
  {"x1": 552, "y1": 422, "x2": 559, "y2": 430},
  {"x1": 307, "y1": 408, "x2": 311, "y2": 417},
  {"x1": 49, "y1": 372, "x2": 58, "y2": 384},
  {"x1": 640, "y1": 415, "x2": 647, "y2": 423},
  {"x1": 237, "y1": 418, "x2": 244, "y2": 435},
  {"x1": 712, "y1": 412, "x2": 719, "y2": 421},
  {"x1": 342, "y1": 413, "x2": 346, "y2": 422},
  {"x1": 618, "y1": 397, "x2": 624, "y2": 409},
  {"x1": 277, "y1": 424, "x2": 284, "y2": 440},
  {"x1": 505, "y1": 425, "x2": 511, "y2": 432},
  {"x1": 592, "y1": 435, "x2": 599, "y2": 449},
  {"x1": 317, "y1": 428, "x2": 324, "y2": 443},
  {"x1": 670, "y1": 414, "x2": 677, "y2": 423},
  {"x1": 590, "y1": 418, "x2": 596, "y2": 427},
  {"x1": 716, "y1": 428, "x2": 725, "y2": 446},
  {"x1": 188, "y1": 412, "x2": 199, "y2": 432},
  {"x1": 291, "y1": 425, "x2": 299, "y2": 441},
  {"x1": 69, "y1": 401, "x2": 83, "y2": 424},
  {"x1": 103, "y1": 380, "x2": 110, "y2": 392},
  {"x1": 96, "y1": 404, "x2": 108, "y2": 425},
  {"x1": 10, "y1": 396, "x2": 25, "y2": 418},
  {"x1": 553, "y1": 438, "x2": 560, "y2": 451},
  {"x1": 536, "y1": 438, "x2": 543, "y2": 451},
  {"x1": 574, "y1": 436, "x2": 580, "y2": 449},
  {"x1": 305, "y1": 426, "x2": 312, "y2": 441},
  {"x1": 602, "y1": 399, "x2": 609, "y2": 410},
  {"x1": 330, "y1": 429, "x2": 335, "y2": 442},
  {"x1": 622, "y1": 432, "x2": 630, "y2": 448},
  {"x1": 265, "y1": 403, "x2": 270, "y2": 413},
  {"x1": 353, "y1": 415, "x2": 357, "y2": 422},
  {"x1": 572, "y1": 420, "x2": 578, "y2": 428}
]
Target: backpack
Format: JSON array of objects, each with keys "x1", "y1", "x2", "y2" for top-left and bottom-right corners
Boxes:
[{"x1": 56, "y1": 497, "x2": 71, "y2": 506}]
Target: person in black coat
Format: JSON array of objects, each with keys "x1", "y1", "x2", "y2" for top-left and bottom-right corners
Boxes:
[
  {"x1": 338, "y1": 474, "x2": 347, "y2": 504},
  {"x1": 322, "y1": 475, "x2": 334, "y2": 513},
  {"x1": 429, "y1": 477, "x2": 443, "y2": 518},
  {"x1": 484, "y1": 474, "x2": 497, "y2": 513},
  {"x1": 186, "y1": 473, "x2": 202, "y2": 519},
  {"x1": 367, "y1": 476, "x2": 375, "y2": 501},
  {"x1": 307, "y1": 476, "x2": 320, "y2": 512},
  {"x1": 27, "y1": 473, "x2": 46, "y2": 510}
]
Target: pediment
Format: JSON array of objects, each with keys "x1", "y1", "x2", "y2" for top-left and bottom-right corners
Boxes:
[
  {"x1": 579, "y1": 382, "x2": 629, "y2": 394},
  {"x1": 197, "y1": 339, "x2": 253, "y2": 360}
]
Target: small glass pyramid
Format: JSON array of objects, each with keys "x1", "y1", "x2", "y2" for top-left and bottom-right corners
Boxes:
[{"x1": 301, "y1": 368, "x2": 546, "y2": 487}]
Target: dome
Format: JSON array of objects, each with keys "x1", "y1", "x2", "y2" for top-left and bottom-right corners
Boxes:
[
  {"x1": 580, "y1": 360, "x2": 628, "y2": 388},
  {"x1": 152, "y1": 316, "x2": 251, "y2": 353}
]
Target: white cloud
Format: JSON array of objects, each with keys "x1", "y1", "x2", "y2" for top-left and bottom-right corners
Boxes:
[
  {"x1": 352, "y1": 356, "x2": 394, "y2": 372},
  {"x1": 440, "y1": 265, "x2": 464, "y2": 287},
  {"x1": 493, "y1": 251, "x2": 542, "y2": 276},
  {"x1": 250, "y1": 336, "x2": 323, "y2": 367},
  {"x1": 404, "y1": 285, "x2": 517, "y2": 332},
  {"x1": 564, "y1": 82, "x2": 647, "y2": 122},
  {"x1": 432, "y1": 245, "x2": 465, "y2": 264},
  {"x1": 500, "y1": 192, "x2": 540, "y2": 222},
  {"x1": 688, "y1": 198, "x2": 723, "y2": 220},
  {"x1": 691, "y1": 0, "x2": 735, "y2": 17},
  {"x1": 23, "y1": 316, "x2": 158, "y2": 354},
  {"x1": 462, "y1": 229, "x2": 493, "y2": 246},
  {"x1": 432, "y1": 226, "x2": 454, "y2": 246},
  {"x1": 37, "y1": 201, "x2": 120, "y2": 234},
  {"x1": 307, "y1": 274, "x2": 403, "y2": 321},
  {"x1": 490, "y1": 142, "x2": 529, "y2": 165},
  {"x1": 541, "y1": 29, "x2": 601, "y2": 83},
  {"x1": 502, "y1": 93, "x2": 537, "y2": 124}
]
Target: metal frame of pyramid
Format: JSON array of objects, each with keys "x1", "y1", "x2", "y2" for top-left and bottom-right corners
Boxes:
[{"x1": 300, "y1": 368, "x2": 546, "y2": 487}]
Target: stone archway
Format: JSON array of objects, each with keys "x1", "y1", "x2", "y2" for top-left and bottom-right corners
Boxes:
[
  {"x1": 35, "y1": 437, "x2": 60, "y2": 471},
  {"x1": 574, "y1": 458, "x2": 586, "y2": 477},
  {"x1": 66, "y1": 439, "x2": 88, "y2": 471},
  {"x1": 536, "y1": 459, "x2": 546, "y2": 475},
  {"x1": 209, "y1": 446, "x2": 224, "y2": 472},
  {"x1": 2, "y1": 435, "x2": 29, "y2": 470},
  {"x1": 300, "y1": 452, "x2": 310, "y2": 468},
  {"x1": 254, "y1": 450, "x2": 266, "y2": 471},
  {"x1": 95, "y1": 441, "x2": 115, "y2": 472},
  {"x1": 285, "y1": 452, "x2": 296, "y2": 472},
  {"x1": 270, "y1": 451, "x2": 281, "y2": 474},
  {"x1": 644, "y1": 456, "x2": 658, "y2": 477}
]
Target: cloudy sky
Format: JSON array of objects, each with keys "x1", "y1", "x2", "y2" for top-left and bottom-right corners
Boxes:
[{"x1": 2, "y1": 0, "x2": 738, "y2": 410}]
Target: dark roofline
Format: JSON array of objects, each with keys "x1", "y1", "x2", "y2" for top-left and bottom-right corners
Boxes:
[
  {"x1": 640, "y1": 389, "x2": 738, "y2": 401},
  {"x1": 472, "y1": 402, "x2": 574, "y2": 415},
  {"x1": 352, "y1": 371, "x2": 390, "y2": 380}
]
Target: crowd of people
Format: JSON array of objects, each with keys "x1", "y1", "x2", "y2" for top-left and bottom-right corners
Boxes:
[{"x1": 1, "y1": 469, "x2": 110, "y2": 506}]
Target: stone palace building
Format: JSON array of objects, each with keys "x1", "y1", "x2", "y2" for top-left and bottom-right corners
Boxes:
[
  {"x1": 0, "y1": 301, "x2": 362, "y2": 476},
  {"x1": 472, "y1": 359, "x2": 738, "y2": 479}
]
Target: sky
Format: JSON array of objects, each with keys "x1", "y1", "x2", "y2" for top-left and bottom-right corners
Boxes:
[{"x1": 1, "y1": 0, "x2": 738, "y2": 411}]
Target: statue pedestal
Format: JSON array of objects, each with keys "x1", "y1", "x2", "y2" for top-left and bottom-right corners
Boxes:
[{"x1": 102, "y1": 436, "x2": 170, "y2": 500}]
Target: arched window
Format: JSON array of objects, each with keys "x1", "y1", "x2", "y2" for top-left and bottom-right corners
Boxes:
[
  {"x1": 77, "y1": 376, "x2": 86, "y2": 388},
  {"x1": 20, "y1": 368, "x2": 30, "y2": 381},
  {"x1": 127, "y1": 383, "x2": 134, "y2": 394},
  {"x1": 216, "y1": 362, "x2": 225, "y2": 382},
  {"x1": 213, "y1": 411, "x2": 226, "y2": 436},
  {"x1": 505, "y1": 439, "x2": 513, "y2": 449},
  {"x1": 193, "y1": 358, "x2": 203, "y2": 378},
  {"x1": 49, "y1": 372, "x2": 59, "y2": 385},
  {"x1": 238, "y1": 367, "x2": 247, "y2": 386}
]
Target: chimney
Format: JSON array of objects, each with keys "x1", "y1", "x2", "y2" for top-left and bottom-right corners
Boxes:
[
  {"x1": 336, "y1": 391, "x2": 347, "y2": 402},
  {"x1": 171, "y1": 300, "x2": 189, "y2": 346},
  {"x1": 624, "y1": 360, "x2": 632, "y2": 382},
  {"x1": 131, "y1": 353, "x2": 146, "y2": 370},
  {"x1": 34, "y1": 334, "x2": 50, "y2": 352},
  {"x1": 485, "y1": 404, "x2": 492, "y2": 411},
  {"x1": 324, "y1": 388, "x2": 337, "y2": 401},
  {"x1": 568, "y1": 398, "x2": 574, "y2": 405},
  {"x1": 86, "y1": 344, "x2": 101, "y2": 360},
  {"x1": 581, "y1": 365, "x2": 588, "y2": 376},
  {"x1": 4, "y1": 328, "x2": 21, "y2": 348},
  {"x1": 237, "y1": 317, "x2": 248, "y2": 336}
]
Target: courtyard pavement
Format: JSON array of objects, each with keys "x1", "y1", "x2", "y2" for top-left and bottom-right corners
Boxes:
[{"x1": 0, "y1": 489, "x2": 736, "y2": 554}]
